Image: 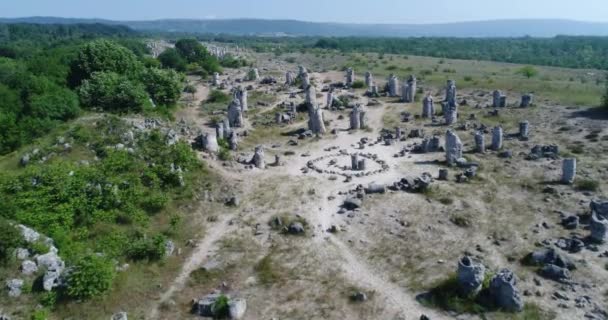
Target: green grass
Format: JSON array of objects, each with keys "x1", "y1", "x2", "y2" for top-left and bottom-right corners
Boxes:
[{"x1": 575, "y1": 179, "x2": 600, "y2": 192}]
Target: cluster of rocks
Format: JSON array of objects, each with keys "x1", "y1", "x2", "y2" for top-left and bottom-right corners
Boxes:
[
  {"x1": 388, "y1": 173, "x2": 433, "y2": 193},
  {"x1": 192, "y1": 292, "x2": 246, "y2": 319},
  {"x1": 304, "y1": 152, "x2": 389, "y2": 178},
  {"x1": 455, "y1": 256, "x2": 524, "y2": 312},
  {"x1": 526, "y1": 145, "x2": 559, "y2": 160},
  {"x1": 524, "y1": 247, "x2": 576, "y2": 283},
  {"x1": 6, "y1": 225, "x2": 66, "y2": 298}
]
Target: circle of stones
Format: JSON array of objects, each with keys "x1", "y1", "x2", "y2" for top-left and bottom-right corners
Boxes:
[{"x1": 306, "y1": 152, "x2": 390, "y2": 178}]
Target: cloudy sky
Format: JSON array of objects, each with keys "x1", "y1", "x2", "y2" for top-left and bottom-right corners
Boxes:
[{"x1": 2, "y1": 0, "x2": 608, "y2": 24}]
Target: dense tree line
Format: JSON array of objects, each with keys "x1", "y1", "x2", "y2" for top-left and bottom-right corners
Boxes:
[{"x1": 313, "y1": 36, "x2": 608, "y2": 70}]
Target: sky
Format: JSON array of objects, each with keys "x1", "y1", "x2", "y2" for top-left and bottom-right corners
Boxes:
[{"x1": 1, "y1": 0, "x2": 608, "y2": 24}]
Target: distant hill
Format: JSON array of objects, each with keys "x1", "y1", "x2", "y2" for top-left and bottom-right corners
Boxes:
[{"x1": 2, "y1": 17, "x2": 608, "y2": 38}]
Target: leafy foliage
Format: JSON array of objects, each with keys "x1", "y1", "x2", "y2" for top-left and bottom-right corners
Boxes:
[
  {"x1": 141, "y1": 68, "x2": 184, "y2": 106},
  {"x1": 66, "y1": 254, "x2": 116, "y2": 300},
  {"x1": 78, "y1": 71, "x2": 148, "y2": 112},
  {"x1": 516, "y1": 66, "x2": 539, "y2": 79},
  {"x1": 0, "y1": 217, "x2": 23, "y2": 262}
]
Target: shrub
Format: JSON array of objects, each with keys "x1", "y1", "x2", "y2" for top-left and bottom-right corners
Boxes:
[
  {"x1": 207, "y1": 90, "x2": 230, "y2": 104},
  {"x1": 126, "y1": 234, "x2": 166, "y2": 261},
  {"x1": 351, "y1": 80, "x2": 365, "y2": 89},
  {"x1": 0, "y1": 218, "x2": 23, "y2": 263},
  {"x1": 66, "y1": 254, "x2": 115, "y2": 300},
  {"x1": 212, "y1": 294, "x2": 230, "y2": 318},
  {"x1": 575, "y1": 179, "x2": 600, "y2": 192},
  {"x1": 516, "y1": 66, "x2": 539, "y2": 79},
  {"x1": 78, "y1": 71, "x2": 149, "y2": 113}
]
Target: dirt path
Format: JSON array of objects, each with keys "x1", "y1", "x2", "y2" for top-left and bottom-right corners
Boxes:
[{"x1": 148, "y1": 215, "x2": 234, "y2": 320}]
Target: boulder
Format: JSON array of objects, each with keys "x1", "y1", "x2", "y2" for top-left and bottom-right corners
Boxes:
[
  {"x1": 21, "y1": 260, "x2": 38, "y2": 275},
  {"x1": 457, "y1": 256, "x2": 485, "y2": 296},
  {"x1": 590, "y1": 212, "x2": 608, "y2": 243},
  {"x1": 540, "y1": 264, "x2": 571, "y2": 282},
  {"x1": 228, "y1": 298, "x2": 247, "y2": 319},
  {"x1": 192, "y1": 293, "x2": 223, "y2": 317},
  {"x1": 111, "y1": 312, "x2": 128, "y2": 320},
  {"x1": 6, "y1": 279, "x2": 24, "y2": 297},
  {"x1": 525, "y1": 248, "x2": 575, "y2": 270},
  {"x1": 287, "y1": 222, "x2": 305, "y2": 235},
  {"x1": 343, "y1": 198, "x2": 362, "y2": 210},
  {"x1": 591, "y1": 200, "x2": 608, "y2": 218},
  {"x1": 560, "y1": 215, "x2": 579, "y2": 230},
  {"x1": 489, "y1": 269, "x2": 523, "y2": 312}
]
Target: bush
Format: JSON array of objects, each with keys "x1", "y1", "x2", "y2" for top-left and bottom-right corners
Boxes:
[
  {"x1": 575, "y1": 179, "x2": 600, "y2": 192},
  {"x1": 351, "y1": 80, "x2": 365, "y2": 89},
  {"x1": 78, "y1": 71, "x2": 149, "y2": 113},
  {"x1": 516, "y1": 66, "x2": 538, "y2": 79},
  {"x1": 212, "y1": 294, "x2": 230, "y2": 318},
  {"x1": 126, "y1": 234, "x2": 166, "y2": 261},
  {"x1": 0, "y1": 218, "x2": 23, "y2": 263},
  {"x1": 141, "y1": 68, "x2": 184, "y2": 107},
  {"x1": 66, "y1": 254, "x2": 116, "y2": 300},
  {"x1": 207, "y1": 90, "x2": 230, "y2": 104}
]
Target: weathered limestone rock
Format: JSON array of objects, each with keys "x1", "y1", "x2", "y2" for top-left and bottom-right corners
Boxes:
[
  {"x1": 193, "y1": 293, "x2": 224, "y2": 317},
  {"x1": 475, "y1": 131, "x2": 485, "y2": 153},
  {"x1": 561, "y1": 158, "x2": 576, "y2": 184},
  {"x1": 251, "y1": 146, "x2": 265, "y2": 169},
  {"x1": 298, "y1": 66, "x2": 307, "y2": 77},
  {"x1": 590, "y1": 212, "x2": 608, "y2": 243},
  {"x1": 6, "y1": 279, "x2": 23, "y2": 297},
  {"x1": 591, "y1": 200, "x2": 608, "y2": 218},
  {"x1": 365, "y1": 183, "x2": 386, "y2": 194},
  {"x1": 288, "y1": 222, "x2": 305, "y2": 234},
  {"x1": 216, "y1": 122, "x2": 225, "y2": 140},
  {"x1": 228, "y1": 298, "x2": 247, "y2": 319},
  {"x1": 445, "y1": 80, "x2": 457, "y2": 105},
  {"x1": 500, "y1": 96, "x2": 507, "y2": 108},
  {"x1": 15, "y1": 248, "x2": 29, "y2": 260},
  {"x1": 305, "y1": 85, "x2": 317, "y2": 111},
  {"x1": 196, "y1": 133, "x2": 219, "y2": 153},
  {"x1": 345, "y1": 67, "x2": 355, "y2": 86},
  {"x1": 111, "y1": 312, "x2": 128, "y2": 320},
  {"x1": 438, "y1": 168, "x2": 449, "y2": 180},
  {"x1": 36, "y1": 251, "x2": 65, "y2": 291},
  {"x1": 285, "y1": 71, "x2": 295, "y2": 85},
  {"x1": 418, "y1": 136, "x2": 441, "y2": 153},
  {"x1": 222, "y1": 118, "x2": 232, "y2": 138},
  {"x1": 247, "y1": 68, "x2": 259, "y2": 81},
  {"x1": 21, "y1": 260, "x2": 38, "y2": 275},
  {"x1": 349, "y1": 105, "x2": 366, "y2": 130},
  {"x1": 326, "y1": 90, "x2": 335, "y2": 108},
  {"x1": 351, "y1": 154, "x2": 360, "y2": 170},
  {"x1": 422, "y1": 94, "x2": 434, "y2": 118},
  {"x1": 388, "y1": 75, "x2": 399, "y2": 97},
  {"x1": 492, "y1": 90, "x2": 504, "y2": 108},
  {"x1": 519, "y1": 121, "x2": 529, "y2": 139},
  {"x1": 212, "y1": 72, "x2": 220, "y2": 86},
  {"x1": 520, "y1": 94, "x2": 533, "y2": 107},
  {"x1": 457, "y1": 256, "x2": 485, "y2": 296},
  {"x1": 443, "y1": 102, "x2": 457, "y2": 125},
  {"x1": 369, "y1": 85, "x2": 379, "y2": 97},
  {"x1": 307, "y1": 106, "x2": 326, "y2": 135},
  {"x1": 365, "y1": 71, "x2": 373, "y2": 88},
  {"x1": 402, "y1": 75, "x2": 417, "y2": 103},
  {"x1": 491, "y1": 126, "x2": 503, "y2": 151},
  {"x1": 445, "y1": 130, "x2": 463, "y2": 166},
  {"x1": 228, "y1": 132, "x2": 238, "y2": 151},
  {"x1": 227, "y1": 99, "x2": 243, "y2": 128},
  {"x1": 395, "y1": 127, "x2": 402, "y2": 140},
  {"x1": 357, "y1": 159, "x2": 366, "y2": 171},
  {"x1": 235, "y1": 87, "x2": 248, "y2": 112},
  {"x1": 165, "y1": 129, "x2": 179, "y2": 146},
  {"x1": 489, "y1": 269, "x2": 523, "y2": 312},
  {"x1": 301, "y1": 72, "x2": 310, "y2": 89}
]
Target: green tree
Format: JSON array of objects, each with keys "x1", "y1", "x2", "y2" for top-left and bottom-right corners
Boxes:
[
  {"x1": 78, "y1": 71, "x2": 148, "y2": 113},
  {"x1": 28, "y1": 87, "x2": 80, "y2": 121},
  {"x1": 516, "y1": 66, "x2": 538, "y2": 79},
  {"x1": 0, "y1": 218, "x2": 23, "y2": 263},
  {"x1": 141, "y1": 68, "x2": 184, "y2": 106},
  {"x1": 158, "y1": 48, "x2": 187, "y2": 72},
  {"x1": 603, "y1": 74, "x2": 608, "y2": 109},
  {"x1": 68, "y1": 40, "x2": 142, "y2": 87},
  {"x1": 175, "y1": 39, "x2": 210, "y2": 64},
  {"x1": 66, "y1": 254, "x2": 116, "y2": 300}
]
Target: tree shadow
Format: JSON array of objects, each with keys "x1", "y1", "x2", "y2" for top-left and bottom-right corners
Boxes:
[{"x1": 569, "y1": 107, "x2": 608, "y2": 120}]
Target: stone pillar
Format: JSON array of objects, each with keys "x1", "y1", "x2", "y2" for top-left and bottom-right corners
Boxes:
[
  {"x1": 446, "y1": 80, "x2": 457, "y2": 106},
  {"x1": 252, "y1": 146, "x2": 265, "y2": 169},
  {"x1": 212, "y1": 72, "x2": 220, "y2": 86},
  {"x1": 275, "y1": 112, "x2": 282, "y2": 124},
  {"x1": 305, "y1": 85, "x2": 317, "y2": 113},
  {"x1": 301, "y1": 72, "x2": 310, "y2": 89},
  {"x1": 562, "y1": 158, "x2": 576, "y2": 184},
  {"x1": 445, "y1": 130, "x2": 463, "y2": 166},
  {"x1": 236, "y1": 87, "x2": 248, "y2": 112},
  {"x1": 370, "y1": 85, "x2": 379, "y2": 97},
  {"x1": 492, "y1": 90, "x2": 501, "y2": 108},
  {"x1": 350, "y1": 106, "x2": 361, "y2": 130},
  {"x1": 475, "y1": 131, "x2": 485, "y2": 153},
  {"x1": 359, "y1": 111, "x2": 367, "y2": 129},
  {"x1": 520, "y1": 94, "x2": 533, "y2": 108},
  {"x1": 422, "y1": 94, "x2": 434, "y2": 118},
  {"x1": 274, "y1": 154, "x2": 282, "y2": 166},
  {"x1": 491, "y1": 126, "x2": 503, "y2": 151},
  {"x1": 227, "y1": 99, "x2": 243, "y2": 127},
  {"x1": 298, "y1": 66, "x2": 307, "y2": 77},
  {"x1": 327, "y1": 90, "x2": 334, "y2": 108},
  {"x1": 499, "y1": 96, "x2": 507, "y2": 108},
  {"x1": 285, "y1": 71, "x2": 294, "y2": 85},
  {"x1": 351, "y1": 154, "x2": 359, "y2": 170},
  {"x1": 346, "y1": 67, "x2": 355, "y2": 86},
  {"x1": 248, "y1": 68, "x2": 259, "y2": 81},
  {"x1": 457, "y1": 256, "x2": 485, "y2": 296},
  {"x1": 395, "y1": 127, "x2": 402, "y2": 139},
  {"x1": 216, "y1": 122, "x2": 224, "y2": 140},
  {"x1": 223, "y1": 118, "x2": 231, "y2": 138},
  {"x1": 358, "y1": 159, "x2": 366, "y2": 171},
  {"x1": 403, "y1": 75, "x2": 417, "y2": 103},
  {"x1": 202, "y1": 133, "x2": 219, "y2": 153},
  {"x1": 228, "y1": 131, "x2": 238, "y2": 151},
  {"x1": 519, "y1": 121, "x2": 529, "y2": 139},
  {"x1": 388, "y1": 75, "x2": 399, "y2": 97},
  {"x1": 590, "y1": 212, "x2": 608, "y2": 243},
  {"x1": 444, "y1": 102, "x2": 457, "y2": 125},
  {"x1": 308, "y1": 106, "x2": 326, "y2": 135},
  {"x1": 365, "y1": 72, "x2": 373, "y2": 88}
]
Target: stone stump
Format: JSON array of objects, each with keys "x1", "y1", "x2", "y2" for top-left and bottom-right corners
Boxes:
[{"x1": 561, "y1": 158, "x2": 576, "y2": 184}]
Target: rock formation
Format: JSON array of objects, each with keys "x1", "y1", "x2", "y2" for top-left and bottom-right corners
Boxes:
[
  {"x1": 489, "y1": 269, "x2": 524, "y2": 312},
  {"x1": 491, "y1": 126, "x2": 503, "y2": 151},
  {"x1": 520, "y1": 94, "x2": 533, "y2": 107},
  {"x1": 350, "y1": 105, "x2": 366, "y2": 130},
  {"x1": 388, "y1": 75, "x2": 399, "y2": 97},
  {"x1": 227, "y1": 99, "x2": 243, "y2": 127},
  {"x1": 445, "y1": 80, "x2": 456, "y2": 105},
  {"x1": 251, "y1": 146, "x2": 265, "y2": 169},
  {"x1": 562, "y1": 158, "x2": 576, "y2": 184},
  {"x1": 365, "y1": 71, "x2": 373, "y2": 88},
  {"x1": 402, "y1": 75, "x2": 417, "y2": 103},
  {"x1": 475, "y1": 131, "x2": 485, "y2": 153},
  {"x1": 422, "y1": 94, "x2": 434, "y2": 118},
  {"x1": 346, "y1": 67, "x2": 355, "y2": 86},
  {"x1": 443, "y1": 102, "x2": 457, "y2": 125},
  {"x1": 308, "y1": 106, "x2": 326, "y2": 135},
  {"x1": 457, "y1": 256, "x2": 485, "y2": 296},
  {"x1": 445, "y1": 130, "x2": 463, "y2": 166},
  {"x1": 590, "y1": 212, "x2": 608, "y2": 243},
  {"x1": 519, "y1": 121, "x2": 529, "y2": 139}
]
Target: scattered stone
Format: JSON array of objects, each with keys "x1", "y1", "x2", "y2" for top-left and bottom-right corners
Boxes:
[
  {"x1": 6, "y1": 279, "x2": 24, "y2": 297},
  {"x1": 21, "y1": 260, "x2": 38, "y2": 275},
  {"x1": 489, "y1": 269, "x2": 524, "y2": 312},
  {"x1": 457, "y1": 256, "x2": 485, "y2": 296}
]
